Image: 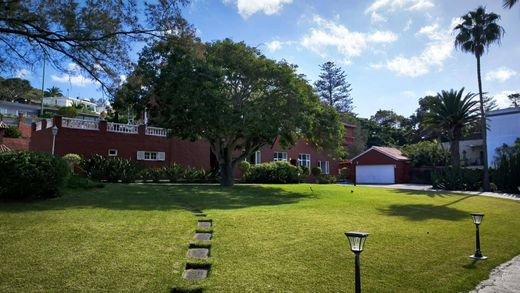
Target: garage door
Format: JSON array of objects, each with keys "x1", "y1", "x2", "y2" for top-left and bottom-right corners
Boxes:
[{"x1": 356, "y1": 165, "x2": 395, "y2": 184}]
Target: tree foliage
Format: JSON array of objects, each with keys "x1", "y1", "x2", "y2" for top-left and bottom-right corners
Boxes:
[
  {"x1": 118, "y1": 37, "x2": 344, "y2": 186},
  {"x1": 401, "y1": 141, "x2": 449, "y2": 167},
  {"x1": 509, "y1": 93, "x2": 520, "y2": 107},
  {"x1": 44, "y1": 86, "x2": 63, "y2": 97},
  {"x1": 0, "y1": 0, "x2": 189, "y2": 93},
  {"x1": 314, "y1": 61, "x2": 353, "y2": 112}
]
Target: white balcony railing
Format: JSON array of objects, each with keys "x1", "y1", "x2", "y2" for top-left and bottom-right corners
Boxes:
[
  {"x1": 145, "y1": 126, "x2": 168, "y2": 137},
  {"x1": 62, "y1": 117, "x2": 99, "y2": 130},
  {"x1": 107, "y1": 122, "x2": 138, "y2": 134}
]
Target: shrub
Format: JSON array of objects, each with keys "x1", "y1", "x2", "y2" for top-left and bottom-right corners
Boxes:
[
  {"x1": 239, "y1": 160, "x2": 251, "y2": 178},
  {"x1": 143, "y1": 168, "x2": 165, "y2": 183},
  {"x1": 318, "y1": 175, "x2": 337, "y2": 184},
  {"x1": 431, "y1": 167, "x2": 482, "y2": 191},
  {"x1": 67, "y1": 175, "x2": 105, "y2": 189},
  {"x1": 311, "y1": 166, "x2": 322, "y2": 177},
  {"x1": 246, "y1": 161, "x2": 300, "y2": 184},
  {"x1": 339, "y1": 167, "x2": 349, "y2": 180},
  {"x1": 57, "y1": 106, "x2": 78, "y2": 118},
  {"x1": 81, "y1": 154, "x2": 140, "y2": 183},
  {"x1": 402, "y1": 141, "x2": 449, "y2": 167},
  {"x1": 299, "y1": 166, "x2": 310, "y2": 177},
  {"x1": 4, "y1": 125, "x2": 22, "y2": 138},
  {"x1": 492, "y1": 139, "x2": 520, "y2": 194},
  {"x1": 165, "y1": 163, "x2": 185, "y2": 182},
  {"x1": 0, "y1": 151, "x2": 69, "y2": 200}
]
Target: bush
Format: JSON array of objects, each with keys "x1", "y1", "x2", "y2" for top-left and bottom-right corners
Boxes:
[
  {"x1": 239, "y1": 160, "x2": 251, "y2": 179},
  {"x1": 339, "y1": 167, "x2": 349, "y2": 180},
  {"x1": 141, "y1": 168, "x2": 165, "y2": 183},
  {"x1": 402, "y1": 141, "x2": 449, "y2": 167},
  {"x1": 0, "y1": 151, "x2": 69, "y2": 200},
  {"x1": 63, "y1": 153, "x2": 82, "y2": 173},
  {"x1": 318, "y1": 175, "x2": 337, "y2": 184},
  {"x1": 492, "y1": 139, "x2": 520, "y2": 194},
  {"x1": 58, "y1": 106, "x2": 78, "y2": 118},
  {"x1": 165, "y1": 163, "x2": 185, "y2": 182},
  {"x1": 246, "y1": 161, "x2": 300, "y2": 183},
  {"x1": 311, "y1": 166, "x2": 322, "y2": 177},
  {"x1": 67, "y1": 175, "x2": 105, "y2": 189},
  {"x1": 431, "y1": 167, "x2": 482, "y2": 191},
  {"x1": 4, "y1": 125, "x2": 22, "y2": 138},
  {"x1": 81, "y1": 154, "x2": 140, "y2": 183}
]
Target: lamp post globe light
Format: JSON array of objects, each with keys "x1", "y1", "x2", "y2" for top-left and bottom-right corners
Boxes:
[
  {"x1": 51, "y1": 125, "x2": 58, "y2": 155},
  {"x1": 345, "y1": 232, "x2": 369, "y2": 293},
  {"x1": 470, "y1": 213, "x2": 487, "y2": 260}
]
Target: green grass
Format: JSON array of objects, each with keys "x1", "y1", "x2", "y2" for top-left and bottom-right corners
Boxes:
[{"x1": 1, "y1": 184, "x2": 520, "y2": 292}]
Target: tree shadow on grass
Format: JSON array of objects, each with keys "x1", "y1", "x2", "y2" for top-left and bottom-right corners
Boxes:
[
  {"x1": 378, "y1": 204, "x2": 468, "y2": 221},
  {"x1": 0, "y1": 184, "x2": 316, "y2": 213}
]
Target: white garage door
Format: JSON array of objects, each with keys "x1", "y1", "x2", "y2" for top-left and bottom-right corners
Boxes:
[{"x1": 356, "y1": 165, "x2": 395, "y2": 184}]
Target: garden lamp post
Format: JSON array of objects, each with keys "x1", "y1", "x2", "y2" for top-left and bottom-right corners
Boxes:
[
  {"x1": 345, "y1": 232, "x2": 369, "y2": 293},
  {"x1": 470, "y1": 213, "x2": 487, "y2": 260},
  {"x1": 51, "y1": 125, "x2": 58, "y2": 155}
]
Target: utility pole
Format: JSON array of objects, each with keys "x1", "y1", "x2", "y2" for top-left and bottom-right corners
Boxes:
[{"x1": 40, "y1": 54, "x2": 46, "y2": 116}]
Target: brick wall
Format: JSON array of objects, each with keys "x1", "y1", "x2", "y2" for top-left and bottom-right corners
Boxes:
[{"x1": 2, "y1": 137, "x2": 30, "y2": 150}]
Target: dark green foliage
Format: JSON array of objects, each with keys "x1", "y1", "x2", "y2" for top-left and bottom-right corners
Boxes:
[
  {"x1": 4, "y1": 125, "x2": 22, "y2": 138},
  {"x1": 299, "y1": 166, "x2": 310, "y2": 177},
  {"x1": 402, "y1": 141, "x2": 450, "y2": 167},
  {"x1": 239, "y1": 160, "x2": 251, "y2": 179},
  {"x1": 0, "y1": 151, "x2": 69, "y2": 200},
  {"x1": 66, "y1": 175, "x2": 105, "y2": 189},
  {"x1": 318, "y1": 175, "x2": 337, "y2": 184},
  {"x1": 314, "y1": 61, "x2": 353, "y2": 112},
  {"x1": 339, "y1": 167, "x2": 349, "y2": 180},
  {"x1": 492, "y1": 139, "x2": 520, "y2": 193},
  {"x1": 431, "y1": 167, "x2": 482, "y2": 191},
  {"x1": 57, "y1": 106, "x2": 78, "y2": 118},
  {"x1": 311, "y1": 166, "x2": 322, "y2": 177},
  {"x1": 246, "y1": 162, "x2": 300, "y2": 184},
  {"x1": 139, "y1": 164, "x2": 217, "y2": 183},
  {"x1": 81, "y1": 154, "x2": 139, "y2": 183}
]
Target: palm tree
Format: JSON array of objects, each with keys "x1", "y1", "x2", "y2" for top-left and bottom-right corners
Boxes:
[
  {"x1": 426, "y1": 88, "x2": 480, "y2": 169},
  {"x1": 454, "y1": 6, "x2": 505, "y2": 191},
  {"x1": 503, "y1": 0, "x2": 518, "y2": 8},
  {"x1": 44, "y1": 86, "x2": 63, "y2": 97}
]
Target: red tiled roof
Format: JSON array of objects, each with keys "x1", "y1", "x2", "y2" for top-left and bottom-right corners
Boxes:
[
  {"x1": 372, "y1": 146, "x2": 408, "y2": 160},
  {"x1": 0, "y1": 144, "x2": 11, "y2": 152}
]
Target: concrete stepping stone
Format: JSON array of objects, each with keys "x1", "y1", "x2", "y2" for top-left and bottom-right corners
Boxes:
[
  {"x1": 187, "y1": 248, "x2": 210, "y2": 259},
  {"x1": 183, "y1": 269, "x2": 208, "y2": 280},
  {"x1": 194, "y1": 233, "x2": 212, "y2": 241},
  {"x1": 198, "y1": 221, "x2": 212, "y2": 228}
]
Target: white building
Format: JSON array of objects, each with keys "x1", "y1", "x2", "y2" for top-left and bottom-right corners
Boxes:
[
  {"x1": 42, "y1": 96, "x2": 98, "y2": 113},
  {"x1": 486, "y1": 107, "x2": 520, "y2": 166}
]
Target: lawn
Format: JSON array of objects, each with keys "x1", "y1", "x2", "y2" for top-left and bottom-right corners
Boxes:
[{"x1": 1, "y1": 184, "x2": 519, "y2": 292}]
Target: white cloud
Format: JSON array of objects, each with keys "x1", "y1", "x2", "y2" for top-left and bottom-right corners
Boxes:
[
  {"x1": 492, "y1": 90, "x2": 520, "y2": 108},
  {"x1": 366, "y1": 0, "x2": 434, "y2": 16},
  {"x1": 485, "y1": 67, "x2": 518, "y2": 82},
  {"x1": 223, "y1": 0, "x2": 292, "y2": 18},
  {"x1": 51, "y1": 63, "x2": 99, "y2": 87},
  {"x1": 384, "y1": 19, "x2": 457, "y2": 77},
  {"x1": 370, "y1": 11, "x2": 387, "y2": 23},
  {"x1": 301, "y1": 16, "x2": 398, "y2": 63},
  {"x1": 370, "y1": 63, "x2": 384, "y2": 70},
  {"x1": 403, "y1": 19, "x2": 413, "y2": 31},
  {"x1": 15, "y1": 69, "x2": 30, "y2": 79},
  {"x1": 266, "y1": 40, "x2": 283, "y2": 52}
]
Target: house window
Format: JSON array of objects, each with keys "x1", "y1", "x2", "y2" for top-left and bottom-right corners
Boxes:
[
  {"x1": 137, "y1": 151, "x2": 165, "y2": 161},
  {"x1": 108, "y1": 149, "x2": 118, "y2": 157},
  {"x1": 255, "y1": 151, "x2": 262, "y2": 165},
  {"x1": 298, "y1": 153, "x2": 311, "y2": 167},
  {"x1": 273, "y1": 152, "x2": 288, "y2": 162},
  {"x1": 318, "y1": 160, "x2": 330, "y2": 174}
]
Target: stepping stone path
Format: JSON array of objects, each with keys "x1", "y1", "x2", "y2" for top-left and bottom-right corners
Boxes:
[{"x1": 181, "y1": 210, "x2": 214, "y2": 282}]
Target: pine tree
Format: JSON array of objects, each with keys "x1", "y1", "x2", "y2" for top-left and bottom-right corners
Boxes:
[{"x1": 314, "y1": 62, "x2": 353, "y2": 112}]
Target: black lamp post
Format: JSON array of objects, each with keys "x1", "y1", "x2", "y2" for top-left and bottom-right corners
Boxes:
[
  {"x1": 345, "y1": 232, "x2": 369, "y2": 293},
  {"x1": 470, "y1": 213, "x2": 487, "y2": 260}
]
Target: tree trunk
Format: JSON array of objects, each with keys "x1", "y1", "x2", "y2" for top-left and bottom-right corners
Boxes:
[
  {"x1": 451, "y1": 129, "x2": 461, "y2": 169},
  {"x1": 218, "y1": 148, "x2": 235, "y2": 187},
  {"x1": 476, "y1": 56, "x2": 491, "y2": 191}
]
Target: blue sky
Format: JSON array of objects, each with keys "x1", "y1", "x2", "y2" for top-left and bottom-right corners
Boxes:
[{"x1": 15, "y1": 0, "x2": 520, "y2": 118}]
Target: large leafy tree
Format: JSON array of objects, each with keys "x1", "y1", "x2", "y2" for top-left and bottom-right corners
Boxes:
[
  {"x1": 0, "y1": 0, "x2": 189, "y2": 92},
  {"x1": 454, "y1": 6, "x2": 504, "y2": 191},
  {"x1": 314, "y1": 61, "x2": 353, "y2": 112},
  {"x1": 44, "y1": 86, "x2": 63, "y2": 97},
  {"x1": 425, "y1": 88, "x2": 480, "y2": 169},
  {"x1": 509, "y1": 93, "x2": 520, "y2": 107},
  {"x1": 119, "y1": 37, "x2": 344, "y2": 186},
  {"x1": 0, "y1": 77, "x2": 33, "y2": 101}
]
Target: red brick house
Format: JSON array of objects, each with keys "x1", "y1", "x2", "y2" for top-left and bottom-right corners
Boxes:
[
  {"x1": 350, "y1": 146, "x2": 410, "y2": 184},
  {"x1": 30, "y1": 116, "x2": 355, "y2": 176}
]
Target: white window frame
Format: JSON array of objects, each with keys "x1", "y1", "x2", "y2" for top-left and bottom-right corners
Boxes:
[
  {"x1": 137, "y1": 151, "x2": 165, "y2": 161},
  {"x1": 108, "y1": 149, "x2": 118, "y2": 157},
  {"x1": 298, "y1": 153, "x2": 311, "y2": 167},
  {"x1": 273, "y1": 152, "x2": 288, "y2": 162},
  {"x1": 318, "y1": 160, "x2": 330, "y2": 174},
  {"x1": 254, "y1": 151, "x2": 262, "y2": 165}
]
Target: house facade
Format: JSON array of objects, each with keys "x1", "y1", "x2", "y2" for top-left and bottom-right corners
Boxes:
[
  {"x1": 441, "y1": 138, "x2": 483, "y2": 167},
  {"x1": 486, "y1": 107, "x2": 520, "y2": 166},
  {"x1": 43, "y1": 96, "x2": 98, "y2": 113},
  {"x1": 350, "y1": 146, "x2": 410, "y2": 184},
  {"x1": 30, "y1": 116, "x2": 354, "y2": 176}
]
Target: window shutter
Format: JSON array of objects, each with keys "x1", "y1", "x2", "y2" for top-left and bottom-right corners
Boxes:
[
  {"x1": 137, "y1": 151, "x2": 144, "y2": 160},
  {"x1": 158, "y1": 152, "x2": 166, "y2": 161}
]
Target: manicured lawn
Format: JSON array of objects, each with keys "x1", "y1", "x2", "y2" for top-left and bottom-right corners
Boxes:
[{"x1": 1, "y1": 184, "x2": 519, "y2": 292}]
